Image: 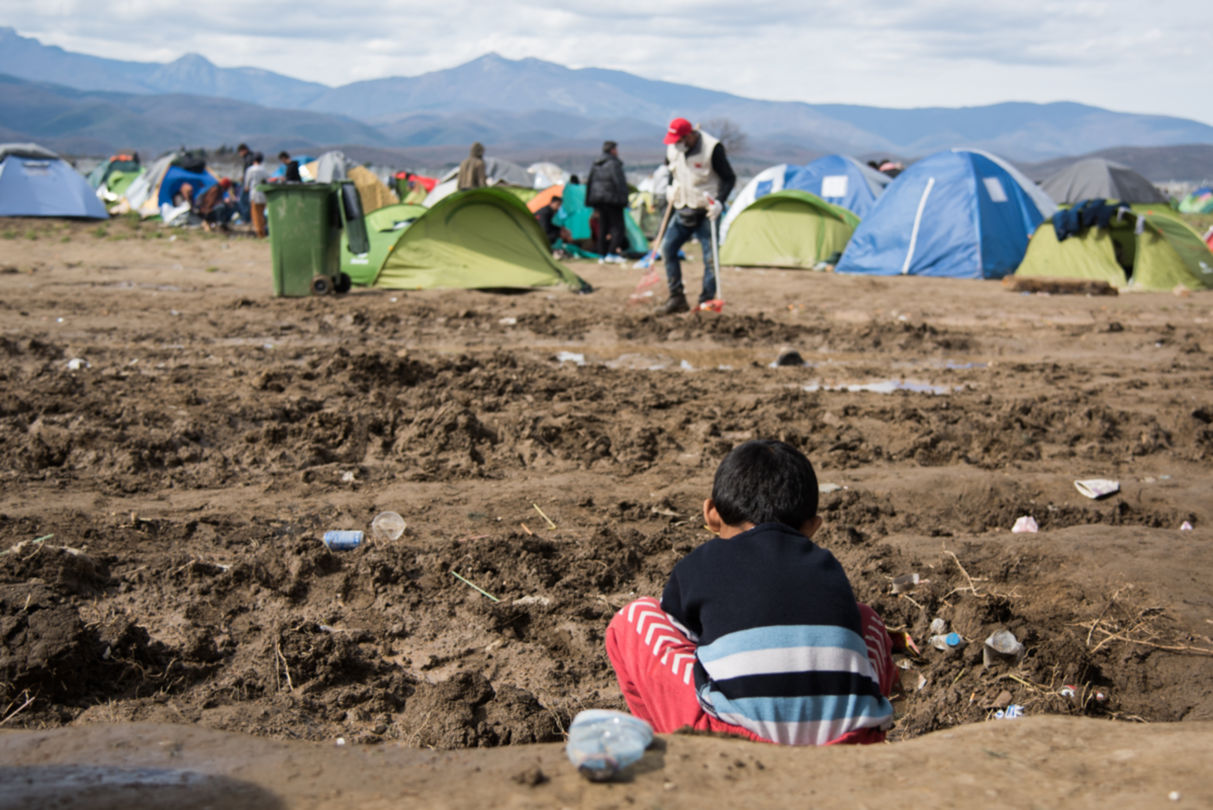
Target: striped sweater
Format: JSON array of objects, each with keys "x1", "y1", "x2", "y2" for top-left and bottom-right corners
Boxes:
[{"x1": 661, "y1": 522, "x2": 893, "y2": 745}]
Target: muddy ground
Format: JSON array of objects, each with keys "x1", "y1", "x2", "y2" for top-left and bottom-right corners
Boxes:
[{"x1": 0, "y1": 216, "x2": 1211, "y2": 805}]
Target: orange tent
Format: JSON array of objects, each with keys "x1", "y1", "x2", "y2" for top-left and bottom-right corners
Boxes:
[{"x1": 527, "y1": 183, "x2": 565, "y2": 213}]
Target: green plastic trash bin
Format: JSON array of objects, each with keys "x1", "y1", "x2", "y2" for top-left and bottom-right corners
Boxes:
[{"x1": 262, "y1": 182, "x2": 343, "y2": 297}]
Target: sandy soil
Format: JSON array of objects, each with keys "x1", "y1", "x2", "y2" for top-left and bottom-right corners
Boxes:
[{"x1": 1, "y1": 216, "x2": 1211, "y2": 806}]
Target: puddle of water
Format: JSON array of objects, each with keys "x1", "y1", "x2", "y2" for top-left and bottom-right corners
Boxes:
[
  {"x1": 0, "y1": 765, "x2": 211, "y2": 789},
  {"x1": 803, "y1": 379, "x2": 958, "y2": 395},
  {"x1": 555, "y1": 351, "x2": 586, "y2": 366}
]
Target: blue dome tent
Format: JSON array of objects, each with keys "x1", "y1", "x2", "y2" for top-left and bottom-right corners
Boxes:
[
  {"x1": 836, "y1": 149, "x2": 1055, "y2": 280},
  {"x1": 0, "y1": 143, "x2": 108, "y2": 219},
  {"x1": 721, "y1": 155, "x2": 891, "y2": 240}
]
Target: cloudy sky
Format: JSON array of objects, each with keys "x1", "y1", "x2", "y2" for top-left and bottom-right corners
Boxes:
[{"x1": 7, "y1": 0, "x2": 1211, "y2": 124}]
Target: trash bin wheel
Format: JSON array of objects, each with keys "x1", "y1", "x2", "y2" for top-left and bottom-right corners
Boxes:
[
  {"x1": 310, "y1": 275, "x2": 332, "y2": 296},
  {"x1": 335, "y1": 272, "x2": 352, "y2": 294}
]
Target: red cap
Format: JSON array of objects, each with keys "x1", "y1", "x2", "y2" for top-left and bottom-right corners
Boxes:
[
  {"x1": 219, "y1": 177, "x2": 232, "y2": 188},
  {"x1": 663, "y1": 117, "x2": 693, "y2": 145}
]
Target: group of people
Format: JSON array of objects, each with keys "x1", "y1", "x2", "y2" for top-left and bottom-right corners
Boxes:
[{"x1": 172, "y1": 146, "x2": 303, "y2": 237}]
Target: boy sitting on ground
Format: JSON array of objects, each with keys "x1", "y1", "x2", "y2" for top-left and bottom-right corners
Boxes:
[{"x1": 606, "y1": 439, "x2": 898, "y2": 745}]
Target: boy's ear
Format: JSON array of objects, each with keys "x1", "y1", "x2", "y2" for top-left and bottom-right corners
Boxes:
[
  {"x1": 800, "y1": 515, "x2": 823, "y2": 539},
  {"x1": 704, "y1": 498, "x2": 725, "y2": 534}
]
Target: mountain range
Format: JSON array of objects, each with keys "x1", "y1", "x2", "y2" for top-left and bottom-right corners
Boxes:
[{"x1": 2, "y1": 26, "x2": 1212, "y2": 179}]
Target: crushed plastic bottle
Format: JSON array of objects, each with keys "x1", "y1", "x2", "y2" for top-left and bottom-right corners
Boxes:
[
  {"x1": 565, "y1": 709, "x2": 653, "y2": 782},
  {"x1": 983, "y1": 629, "x2": 1024, "y2": 666},
  {"x1": 928, "y1": 632, "x2": 966, "y2": 652},
  {"x1": 371, "y1": 511, "x2": 406, "y2": 541}
]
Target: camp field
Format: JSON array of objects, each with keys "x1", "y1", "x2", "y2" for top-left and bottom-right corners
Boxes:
[{"x1": 1, "y1": 217, "x2": 1211, "y2": 808}]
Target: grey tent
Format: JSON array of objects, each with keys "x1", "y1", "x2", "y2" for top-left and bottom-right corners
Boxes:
[
  {"x1": 426, "y1": 157, "x2": 536, "y2": 206},
  {"x1": 1041, "y1": 158, "x2": 1167, "y2": 205}
]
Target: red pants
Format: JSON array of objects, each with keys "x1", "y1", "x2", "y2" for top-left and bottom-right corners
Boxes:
[{"x1": 605, "y1": 597, "x2": 898, "y2": 745}]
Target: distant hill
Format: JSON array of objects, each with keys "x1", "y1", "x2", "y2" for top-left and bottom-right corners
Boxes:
[
  {"x1": 0, "y1": 73, "x2": 392, "y2": 156},
  {"x1": 0, "y1": 26, "x2": 327, "y2": 107},
  {"x1": 1018, "y1": 144, "x2": 1213, "y2": 185},
  {"x1": 3, "y1": 27, "x2": 1213, "y2": 172}
]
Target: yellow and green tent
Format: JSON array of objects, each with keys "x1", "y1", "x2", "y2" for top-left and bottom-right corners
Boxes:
[
  {"x1": 372, "y1": 188, "x2": 589, "y2": 292},
  {"x1": 1015, "y1": 207, "x2": 1213, "y2": 291},
  {"x1": 720, "y1": 190, "x2": 859, "y2": 269}
]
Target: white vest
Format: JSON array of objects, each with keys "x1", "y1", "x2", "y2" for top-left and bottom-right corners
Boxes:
[{"x1": 667, "y1": 130, "x2": 721, "y2": 210}]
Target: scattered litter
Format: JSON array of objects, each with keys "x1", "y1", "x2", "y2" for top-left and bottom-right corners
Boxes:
[
  {"x1": 556, "y1": 351, "x2": 586, "y2": 366},
  {"x1": 56, "y1": 317, "x2": 64, "y2": 323},
  {"x1": 65, "y1": 357, "x2": 89, "y2": 371},
  {"x1": 498, "y1": 316, "x2": 517, "y2": 325},
  {"x1": 370, "y1": 511, "x2": 406, "y2": 541},
  {"x1": 1094, "y1": 690, "x2": 1108, "y2": 704},
  {"x1": 1169, "y1": 791, "x2": 1181, "y2": 802},
  {"x1": 889, "y1": 631, "x2": 920, "y2": 655},
  {"x1": 450, "y1": 570, "x2": 501, "y2": 602},
  {"x1": 335, "y1": 737, "x2": 346, "y2": 746},
  {"x1": 1180, "y1": 521, "x2": 1194, "y2": 531},
  {"x1": 566, "y1": 709, "x2": 653, "y2": 782},
  {"x1": 322, "y1": 530, "x2": 363, "y2": 551},
  {"x1": 929, "y1": 632, "x2": 966, "y2": 652},
  {"x1": 170, "y1": 309, "x2": 181, "y2": 316},
  {"x1": 929, "y1": 618, "x2": 948, "y2": 635},
  {"x1": 340, "y1": 471, "x2": 356, "y2": 483},
  {"x1": 891, "y1": 573, "x2": 921, "y2": 594},
  {"x1": 532, "y1": 503, "x2": 558, "y2": 530},
  {"x1": 1074, "y1": 478, "x2": 1120, "y2": 499},
  {"x1": 389, "y1": 297, "x2": 397, "y2": 303},
  {"x1": 983, "y1": 629, "x2": 1024, "y2": 666},
  {"x1": 1011, "y1": 515, "x2": 1039, "y2": 533},
  {"x1": 773, "y1": 347, "x2": 805, "y2": 367},
  {"x1": 1059, "y1": 685, "x2": 1077, "y2": 699},
  {"x1": 818, "y1": 482, "x2": 845, "y2": 494},
  {"x1": 803, "y1": 379, "x2": 956, "y2": 395},
  {"x1": 513, "y1": 595, "x2": 552, "y2": 607},
  {"x1": 679, "y1": 359, "x2": 694, "y2": 371},
  {"x1": 993, "y1": 704, "x2": 1024, "y2": 719}
]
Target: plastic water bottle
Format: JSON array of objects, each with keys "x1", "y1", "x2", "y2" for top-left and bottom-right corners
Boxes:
[
  {"x1": 565, "y1": 709, "x2": 653, "y2": 781},
  {"x1": 322, "y1": 530, "x2": 363, "y2": 551}
]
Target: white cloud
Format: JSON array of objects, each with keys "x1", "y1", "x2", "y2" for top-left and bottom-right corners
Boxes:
[{"x1": 5, "y1": 0, "x2": 1211, "y2": 123}]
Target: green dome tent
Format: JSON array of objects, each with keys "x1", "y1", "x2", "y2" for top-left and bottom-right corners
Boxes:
[
  {"x1": 719, "y1": 190, "x2": 860, "y2": 269},
  {"x1": 1015, "y1": 207, "x2": 1213, "y2": 291},
  {"x1": 342, "y1": 202, "x2": 428, "y2": 286},
  {"x1": 373, "y1": 188, "x2": 590, "y2": 292}
]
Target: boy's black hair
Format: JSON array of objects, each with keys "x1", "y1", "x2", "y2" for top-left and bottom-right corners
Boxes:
[{"x1": 711, "y1": 439, "x2": 818, "y2": 529}]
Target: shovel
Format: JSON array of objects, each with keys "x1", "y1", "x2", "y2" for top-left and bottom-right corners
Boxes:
[
  {"x1": 697, "y1": 214, "x2": 724, "y2": 313},
  {"x1": 628, "y1": 201, "x2": 674, "y2": 304}
]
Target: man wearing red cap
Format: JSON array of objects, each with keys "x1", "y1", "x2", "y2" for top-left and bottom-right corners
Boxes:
[{"x1": 659, "y1": 118, "x2": 736, "y2": 314}]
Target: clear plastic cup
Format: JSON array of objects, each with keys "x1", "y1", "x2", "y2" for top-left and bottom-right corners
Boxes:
[{"x1": 371, "y1": 511, "x2": 406, "y2": 541}]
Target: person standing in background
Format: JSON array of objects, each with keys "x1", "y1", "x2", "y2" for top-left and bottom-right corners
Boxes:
[
  {"x1": 586, "y1": 140, "x2": 629, "y2": 263},
  {"x1": 244, "y1": 152, "x2": 270, "y2": 237},
  {"x1": 659, "y1": 118, "x2": 736, "y2": 314},
  {"x1": 457, "y1": 142, "x2": 487, "y2": 190}
]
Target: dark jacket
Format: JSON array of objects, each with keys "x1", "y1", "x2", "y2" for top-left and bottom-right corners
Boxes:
[{"x1": 586, "y1": 152, "x2": 628, "y2": 207}]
